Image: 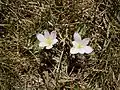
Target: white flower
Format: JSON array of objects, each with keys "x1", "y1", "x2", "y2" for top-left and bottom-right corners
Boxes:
[
  {"x1": 70, "y1": 32, "x2": 93, "y2": 54},
  {"x1": 36, "y1": 30, "x2": 58, "y2": 49}
]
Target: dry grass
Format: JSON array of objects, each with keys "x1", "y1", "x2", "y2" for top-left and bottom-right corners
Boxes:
[{"x1": 0, "y1": 0, "x2": 120, "y2": 90}]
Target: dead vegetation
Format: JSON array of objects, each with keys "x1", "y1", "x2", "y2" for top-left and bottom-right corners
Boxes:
[{"x1": 0, "y1": 0, "x2": 120, "y2": 90}]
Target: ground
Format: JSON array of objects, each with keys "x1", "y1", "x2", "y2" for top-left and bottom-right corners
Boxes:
[{"x1": 0, "y1": 0, "x2": 120, "y2": 90}]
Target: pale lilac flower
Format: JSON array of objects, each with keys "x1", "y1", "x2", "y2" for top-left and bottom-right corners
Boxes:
[
  {"x1": 70, "y1": 32, "x2": 93, "y2": 54},
  {"x1": 36, "y1": 30, "x2": 58, "y2": 49}
]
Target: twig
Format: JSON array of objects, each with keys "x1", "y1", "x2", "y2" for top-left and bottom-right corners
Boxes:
[{"x1": 56, "y1": 34, "x2": 66, "y2": 89}]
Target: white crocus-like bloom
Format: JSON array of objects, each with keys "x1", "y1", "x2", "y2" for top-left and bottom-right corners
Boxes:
[
  {"x1": 70, "y1": 32, "x2": 93, "y2": 54},
  {"x1": 36, "y1": 30, "x2": 58, "y2": 49}
]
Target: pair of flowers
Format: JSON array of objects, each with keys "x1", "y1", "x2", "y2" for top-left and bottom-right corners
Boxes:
[{"x1": 36, "y1": 30, "x2": 93, "y2": 54}]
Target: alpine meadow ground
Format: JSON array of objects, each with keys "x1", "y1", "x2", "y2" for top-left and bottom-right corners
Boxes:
[{"x1": 0, "y1": 0, "x2": 120, "y2": 90}]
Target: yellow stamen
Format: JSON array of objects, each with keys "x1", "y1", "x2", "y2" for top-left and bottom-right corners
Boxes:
[
  {"x1": 45, "y1": 37, "x2": 52, "y2": 45},
  {"x1": 77, "y1": 43, "x2": 84, "y2": 48}
]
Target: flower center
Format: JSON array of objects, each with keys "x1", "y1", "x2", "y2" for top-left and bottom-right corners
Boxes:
[
  {"x1": 77, "y1": 43, "x2": 84, "y2": 48},
  {"x1": 45, "y1": 37, "x2": 52, "y2": 45}
]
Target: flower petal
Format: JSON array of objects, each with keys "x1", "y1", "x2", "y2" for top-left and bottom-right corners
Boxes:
[
  {"x1": 82, "y1": 38, "x2": 90, "y2": 45},
  {"x1": 70, "y1": 47, "x2": 79, "y2": 54},
  {"x1": 51, "y1": 31, "x2": 57, "y2": 39},
  {"x1": 74, "y1": 32, "x2": 81, "y2": 42},
  {"x1": 72, "y1": 41, "x2": 78, "y2": 47},
  {"x1": 78, "y1": 48, "x2": 85, "y2": 54},
  {"x1": 36, "y1": 34, "x2": 45, "y2": 42},
  {"x1": 52, "y1": 39, "x2": 58, "y2": 45},
  {"x1": 83, "y1": 46, "x2": 93, "y2": 54},
  {"x1": 44, "y1": 30, "x2": 50, "y2": 38},
  {"x1": 39, "y1": 42, "x2": 47, "y2": 47},
  {"x1": 46, "y1": 45, "x2": 53, "y2": 49}
]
